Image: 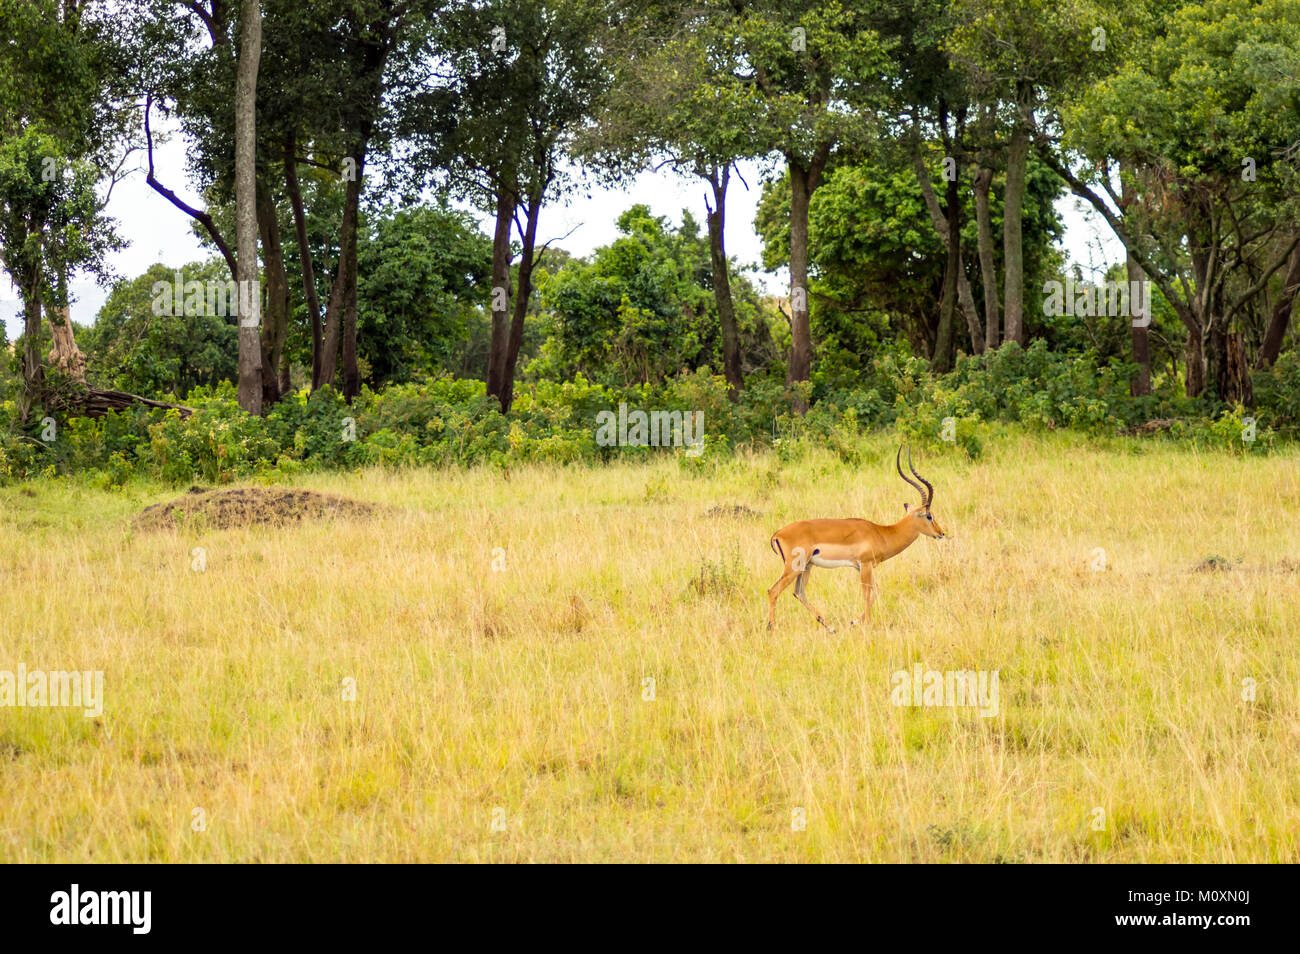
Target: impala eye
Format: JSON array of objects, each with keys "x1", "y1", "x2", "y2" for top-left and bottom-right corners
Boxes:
[{"x1": 925, "y1": 514, "x2": 932, "y2": 520}]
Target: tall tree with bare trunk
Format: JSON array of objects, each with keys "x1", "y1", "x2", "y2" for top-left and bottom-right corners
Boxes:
[
  {"x1": 576, "y1": 6, "x2": 760, "y2": 396},
  {"x1": 400, "y1": 0, "x2": 611, "y2": 413},
  {"x1": 725, "y1": 0, "x2": 886, "y2": 410},
  {"x1": 950, "y1": 0, "x2": 1120, "y2": 348},
  {"x1": 234, "y1": 0, "x2": 262, "y2": 413}
]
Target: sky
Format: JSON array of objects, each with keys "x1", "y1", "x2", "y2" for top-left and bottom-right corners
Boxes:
[{"x1": 1, "y1": 115, "x2": 1126, "y2": 342}]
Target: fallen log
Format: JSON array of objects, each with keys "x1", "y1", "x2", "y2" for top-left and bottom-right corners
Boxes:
[
  {"x1": 48, "y1": 387, "x2": 195, "y2": 419},
  {"x1": 1123, "y1": 418, "x2": 1182, "y2": 436}
]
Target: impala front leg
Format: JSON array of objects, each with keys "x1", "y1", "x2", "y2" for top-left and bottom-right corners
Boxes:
[{"x1": 850, "y1": 564, "x2": 876, "y2": 628}]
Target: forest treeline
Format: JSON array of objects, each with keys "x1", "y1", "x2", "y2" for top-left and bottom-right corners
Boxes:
[{"x1": 2, "y1": 0, "x2": 1299, "y2": 481}]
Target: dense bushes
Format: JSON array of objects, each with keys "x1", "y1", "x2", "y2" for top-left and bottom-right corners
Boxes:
[{"x1": 2, "y1": 342, "x2": 1295, "y2": 484}]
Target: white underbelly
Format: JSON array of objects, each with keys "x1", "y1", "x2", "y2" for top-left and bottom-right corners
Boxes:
[{"x1": 810, "y1": 555, "x2": 860, "y2": 569}]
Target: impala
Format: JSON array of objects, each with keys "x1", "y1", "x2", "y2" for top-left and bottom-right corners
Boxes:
[{"x1": 767, "y1": 445, "x2": 945, "y2": 631}]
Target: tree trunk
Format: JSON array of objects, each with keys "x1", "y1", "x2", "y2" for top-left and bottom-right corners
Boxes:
[
  {"x1": 1184, "y1": 320, "x2": 1206, "y2": 398},
  {"x1": 910, "y1": 145, "x2": 983, "y2": 353},
  {"x1": 18, "y1": 266, "x2": 43, "y2": 423},
  {"x1": 1193, "y1": 242, "x2": 1230, "y2": 401},
  {"x1": 933, "y1": 171, "x2": 961, "y2": 372},
  {"x1": 486, "y1": 186, "x2": 515, "y2": 401},
  {"x1": 329, "y1": 18, "x2": 389, "y2": 400},
  {"x1": 320, "y1": 11, "x2": 391, "y2": 398},
  {"x1": 956, "y1": 260, "x2": 982, "y2": 354},
  {"x1": 787, "y1": 154, "x2": 826, "y2": 410},
  {"x1": 47, "y1": 308, "x2": 86, "y2": 381},
  {"x1": 340, "y1": 149, "x2": 364, "y2": 402},
  {"x1": 318, "y1": 164, "x2": 359, "y2": 389},
  {"x1": 499, "y1": 191, "x2": 543, "y2": 414},
  {"x1": 284, "y1": 134, "x2": 323, "y2": 388},
  {"x1": 1257, "y1": 237, "x2": 1300, "y2": 368},
  {"x1": 1127, "y1": 249, "x2": 1152, "y2": 396},
  {"x1": 257, "y1": 179, "x2": 289, "y2": 406},
  {"x1": 1216, "y1": 331, "x2": 1253, "y2": 406},
  {"x1": 1002, "y1": 99, "x2": 1030, "y2": 346},
  {"x1": 279, "y1": 349, "x2": 291, "y2": 396},
  {"x1": 342, "y1": 206, "x2": 360, "y2": 402},
  {"x1": 47, "y1": 266, "x2": 86, "y2": 383},
  {"x1": 706, "y1": 167, "x2": 743, "y2": 396},
  {"x1": 1118, "y1": 171, "x2": 1152, "y2": 395},
  {"x1": 973, "y1": 164, "x2": 1000, "y2": 351},
  {"x1": 234, "y1": 0, "x2": 263, "y2": 414}
]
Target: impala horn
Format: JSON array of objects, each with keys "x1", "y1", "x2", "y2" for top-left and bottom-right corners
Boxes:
[{"x1": 896, "y1": 444, "x2": 934, "y2": 508}]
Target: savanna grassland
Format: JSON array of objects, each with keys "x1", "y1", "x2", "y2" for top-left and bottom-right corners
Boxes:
[{"x1": 1, "y1": 430, "x2": 1298, "y2": 862}]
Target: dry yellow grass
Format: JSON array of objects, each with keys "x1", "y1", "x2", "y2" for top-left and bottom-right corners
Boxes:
[{"x1": 1, "y1": 431, "x2": 1298, "y2": 862}]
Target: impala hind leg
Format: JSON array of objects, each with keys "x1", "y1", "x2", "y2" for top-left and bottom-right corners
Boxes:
[
  {"x1": 793, "y1": 566, "x2": 835, "y2": 633},
  {"x1": 766, "y1": 565, "x2": 800, "y2": 630}
]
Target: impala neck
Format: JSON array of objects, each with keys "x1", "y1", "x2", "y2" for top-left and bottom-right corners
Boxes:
[{"x1": 879, "y1": 516, "x2": 923, "y2": 561}]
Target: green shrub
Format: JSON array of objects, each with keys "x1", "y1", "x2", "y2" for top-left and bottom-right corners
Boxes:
[{"x1": 2, "y1": 342, "x2": 1296, "y2": 485}]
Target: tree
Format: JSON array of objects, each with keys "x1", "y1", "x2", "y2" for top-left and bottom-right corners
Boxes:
[
  {"x1": 876, "y1": 0, "x2": 986, "y2": 364},
  {"x1": 950, "y1": 0, "x2": 1119, "y2": 345},
  {"x1": 0, "y1": 132, "x2": 120, "y2": 421},
  {"x1": 400, "y1": 0, "x2": 611, "y2": 413},
  {"x1": 1056, "y1": 0, "x2": 1300, "y2": 398},
  {"x1": 129, "y1": 0, "x2": 437, "y2": 405},
  {"x1": 719, "y1": 0, "x2": 889, "y2": 407},
  {"x1": 755, "y1": 148, "x2": 1062, "y2": 383},
  {"x1": 0, "y1": 0, "x2": 124, "y2": 422},
  {"x1": 581, "y1": 2, "x2": 764, "y2": 395}
]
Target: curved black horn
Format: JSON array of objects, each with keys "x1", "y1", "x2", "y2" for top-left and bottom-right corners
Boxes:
[
  {"x1": 896, "y1": 444, "x2": 926, "y2": 502},
  {"x1": 907, "y1": 445, "x2": 934, "y2": 508}
]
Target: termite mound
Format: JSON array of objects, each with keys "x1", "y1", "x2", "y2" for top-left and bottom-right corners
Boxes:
[{"x1": 136, "y1": 486, "x2": 380, "y2": 531}]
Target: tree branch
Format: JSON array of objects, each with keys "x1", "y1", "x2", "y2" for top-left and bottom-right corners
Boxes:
[{"x1": 144, "y1": 93, "x2": 238, "y2": 278}]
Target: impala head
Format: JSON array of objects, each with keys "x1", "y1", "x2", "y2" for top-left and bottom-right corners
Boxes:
[{"x1": 897, "y1": 444, "x2": 945, "y2": 538}]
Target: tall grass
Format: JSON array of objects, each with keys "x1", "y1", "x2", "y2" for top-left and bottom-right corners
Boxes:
[{"x1": 0, "y1": 430, "x2": 1297, "y2": 861}]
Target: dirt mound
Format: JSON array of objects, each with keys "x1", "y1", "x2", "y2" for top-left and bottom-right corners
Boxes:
[
  {"x1": 1189, "y1": 555, "x2": 1300, "y2": 575},
  {"x1": 137, "y1": 486, "x2": 379, "y2": 531},
  {"x1": 1192, "y1": 554, "x2": 1238, "y2": 573},
  {"x1": 705, "y1": 504, "x2": 762, "y2": 518}
]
